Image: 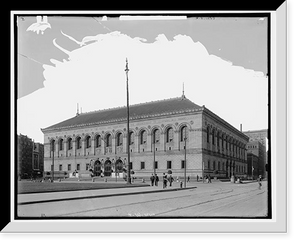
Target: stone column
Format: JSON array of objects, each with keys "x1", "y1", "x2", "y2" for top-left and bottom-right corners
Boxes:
[
  {"x1": 160, "y1": 132, "x2": 165, "y2": 151},
  {"x1": 82, "y1": 139, "x2": 86, "y2": 156},
  {"x1": 112, "y1": 136, "x2": 116, "y2": 154},
  {"x1": 91, "y1": 137, "x2": 95, "y2": 155},
  {"x1": 135, "y1": 133, "x2": 139, "y2": 153},
  {"x1": 147, "y1": 133, "x2": 151, "y2": 152},
  {"x1": 64, "y1": 140, "x2": 67, "y2": 157},
  {"x1": 101, "y1": 138, "x2": 105, "y2": 154},
  {"x1": 72, "y1": 139, "x2": 76, "y2": 156},
  {"x1": 123, "y1": 133, "x2": 127, "y2": 154},
  {"x1": 174, "y1": 130, "x2": 179, "y2": 151},
  {"x1": 55, "y1": 141, "x2": 59, "y2": 157}
]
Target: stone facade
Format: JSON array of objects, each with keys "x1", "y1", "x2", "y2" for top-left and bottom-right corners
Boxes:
[
  {"x1": 246, "y1": 140, "x2": 266, "y2": 178},
  {"x1": 41, "y1": 97, "x2": 249, "y2": 179},
  {"x1": 18, "y1": 134, "x2": 44, "y2": 179}
]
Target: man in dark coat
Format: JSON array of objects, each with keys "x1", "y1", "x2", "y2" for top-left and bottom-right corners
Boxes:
[
  {"x1": 154, "y1": 174, "x2": 159, "y2": 186},
  {"x1": 150, "y1": 174, "x2": 155, "y2": 186},
  {"x1": 163, "y1": 173, "x2": 168, "y2": 189},
  {"x1": 168, "y1": 175, "x2": 174, "y2": 187}
]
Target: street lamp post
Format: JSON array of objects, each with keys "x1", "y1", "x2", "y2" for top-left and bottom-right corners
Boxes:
[
  {"x1": 252, "y1": 156, "x2": 254, "y2": 180},
  {"x1": 101, "y1": 159, "x2": 104, "y2": 177},
  {"x1": 52, "y1": 141, "x2": 54, "y2": 182},
  {"x1": 184, "y1": 127, "x2": 187, "y2": 188},
  {"x1": 153, "y1": 132, "x2": 157, "y2": 176},
  {"x1": 202, "y1": 161, "x2": 205, "y2": 183},
  {"x1": 125, "y1": 58, "x2": 131, "y2": 184},
  {"x1": 112, "y1": 158, "x2": 117, "y2": 182}
]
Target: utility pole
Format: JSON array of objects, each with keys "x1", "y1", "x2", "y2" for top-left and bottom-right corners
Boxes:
[
  {"x1": 52, "y1": 141, "x2": 54, "y2": 182},
  {"x1": 202, "y1": 161, "x2": 204, "y2": 183},
  {"x1": 184, "y1": 127, "x2": 187, "y2": 188},
  {"x1": 153, "y1": 138, "x2": 156, "y2": 176},
  {"x1": 125, "y1": 58, "x2": 131, "y2": 184},
  {"x1": 252, "y1": 156, "x2": 254, "y2": 180}
]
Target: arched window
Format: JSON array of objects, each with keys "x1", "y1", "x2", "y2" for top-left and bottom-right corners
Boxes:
[
  {"x1": 180, "y1": 126, "x2": 188, "y2": 142},
  {"x1": 59, "y1": 139, "x2": 63, "y2": 151},
  {"x1": 212, "y1": 129, "x2": 215, "y2": 145},
  {"x1": 217, "y1": 131, "x2": 220, "y2": 147},
  {"x1": 129, "y1": 131, "x2": 134, "y2": 145},
  {"x1": 116, "y1": 132, "x2": 123, "y2": 146},
  {"x1": 95, "y1": 135, "x2": 101, "y2": 148},
  {"x1": 153, "y1": 129, "x2": 159, "y2": 143},
  {"x1": 86, "y1": 136, "x2": 91, "y2": 148},
  {"x1": 140, "y1": 130, "x2": 147, "y2": 144},
  {"x1": 207, "y1": 126, "x2": 210, "y2": 143},
  {"x1": 67, "y1": 138, "x2": 72, "y2": 150},
  {"x1": 166, "y1": 127, "x2": 174, "y2": 143},
  {"x1": 106, "y1": 134, "x2": 112, "y2": 147},
  {"x1": 76, "y1": 137, "x2": 81, "y2": 149},
  {"x1": 222, "y1": 134, "x2": 224, "y2": 148},
  {"x1": 50, "y1": 139, "x2": 55, "y2": 151}
]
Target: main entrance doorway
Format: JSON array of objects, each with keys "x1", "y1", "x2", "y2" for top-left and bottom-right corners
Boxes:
[
  {"x1": 115, "y1": 159, "x2": 124, "y2": 176},
  {"x1": 104, "y1": 160, "x2": 112, "y2": 176},
  {"x1": 94, "y1": 160, "x2": 101, "y2": 176}
]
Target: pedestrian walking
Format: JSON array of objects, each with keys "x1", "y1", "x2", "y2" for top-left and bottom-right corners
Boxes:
[
  {"x1": 257, "y1": 175, "x2": 262, "y2": 190},
  {"x1": 176, "y1": 176, "x2": 179, "y2": 182},
  {"x1": 155, "y1": 173, "x2": 159, "y2": 186},
  {"x1": 168, "y1": 174, "x2": 174, "y2": 187},
  {"x1": 208, "y1": 174, "x2": 212, "y2": 183},
  {"x1": 187, "y1": 176, "x2": 190, "y2": 182},
  {"x1": 163, "y1": 173, "x2": 168, "y2": 189},
  {"x1": 196, "y1": 175, "x2": 199, "y2": 182},
  {"x1": 150, "y1": 174, "x2": 155, "y2": 186}
]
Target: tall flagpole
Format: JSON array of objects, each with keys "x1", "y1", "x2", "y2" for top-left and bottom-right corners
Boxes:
[{"x1": 125, "y1": 58, "x2": 131, "y2": 184}]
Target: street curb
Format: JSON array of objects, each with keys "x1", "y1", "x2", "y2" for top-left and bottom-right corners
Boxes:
[
  {"x1": 18, "y1": 183, "x2": 150, "y2": 195},
  {"x1": 18, "y1": 186, "x2": 197, "y2": 206}
]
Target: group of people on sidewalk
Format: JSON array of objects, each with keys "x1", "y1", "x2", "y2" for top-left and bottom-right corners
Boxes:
[{"x1": 150, "y1": 173, "x2": 174, "y2": 188}]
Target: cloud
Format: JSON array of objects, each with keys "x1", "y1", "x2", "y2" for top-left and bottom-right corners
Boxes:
[
  {"x1": 17, "y1": 31, "x2": 268, "y2": 142},
  {"x1": 26, "y1": 16, "x2": 51, "y2": 35}
]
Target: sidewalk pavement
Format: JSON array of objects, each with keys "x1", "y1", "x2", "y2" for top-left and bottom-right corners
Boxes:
[{"x1": 18, "y1": 183, "x2": 196, "y2": 206}]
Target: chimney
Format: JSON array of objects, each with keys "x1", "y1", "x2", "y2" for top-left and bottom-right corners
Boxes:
[
  {"x1": 240, "y1": 124, "x2": 242, "y2": 132},
  {"x1": 76, "y1": 103, "x2": 79, "y2": 116}
]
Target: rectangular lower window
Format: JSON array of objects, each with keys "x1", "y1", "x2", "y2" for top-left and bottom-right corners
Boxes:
[
  {"x1": 181, "y1": 160, "x2": 185, "y2": 169},
  {"x1": 167, "y1": 161, "x2": 172, "y2": 169},
  {"x1": 141, "y1": 162, "x2": 145, "y2": 170}
]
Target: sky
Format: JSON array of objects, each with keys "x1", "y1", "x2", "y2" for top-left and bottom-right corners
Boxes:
[{"x1": 16, "y1": 14, "x2": 268, "y2": 143}]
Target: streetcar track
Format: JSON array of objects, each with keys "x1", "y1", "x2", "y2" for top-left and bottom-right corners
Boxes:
[
  {"x1": 179, "y1": 191, "x2": 266, "y2": 216},
  {"x1": 155, "y1": 189, "x2": 264, "y2": 216},
  {"x1": 56, "y1": 188, "x2": 232, "y2": 216},
  {"x1": 56, "y1": 193, "x2": 193, "y2": 216},
  {"x1": 58, "y1": 187, "x2": 260, "y2": 217}
]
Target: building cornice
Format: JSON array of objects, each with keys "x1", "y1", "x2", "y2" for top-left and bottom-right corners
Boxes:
[
  {"x1": 41, "y1": 108, "x2": 203, "y2": 134},
  {"x1": 202, "y1": 107, "x2": 249, "y2": 141}
]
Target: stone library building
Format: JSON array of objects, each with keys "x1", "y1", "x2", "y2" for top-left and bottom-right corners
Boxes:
[{"x1": 41, "y1": 94, "x2": 249, "y2": 180}]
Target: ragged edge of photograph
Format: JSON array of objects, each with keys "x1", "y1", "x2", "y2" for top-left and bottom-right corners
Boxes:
[{"x1": 4, "y1": 4, "x2": 286, "y2": 233}]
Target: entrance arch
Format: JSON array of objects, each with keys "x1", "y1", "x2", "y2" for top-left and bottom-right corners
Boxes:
[
  {"x1": 115, "y1": 159, "x2": 124, "y2": 176},
  {"x1": 115, "y1": 159, "x2": 123, "y2": 171},
  {"x1": 94, "y1": 160, "x2": 102, "y2": 176},
  {"x1": 104, "y1": 160, "x2": 112, "y2": 176}
]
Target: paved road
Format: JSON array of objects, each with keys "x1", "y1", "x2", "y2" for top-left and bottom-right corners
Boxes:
[{"x1": 17, "y1": 181, "x2": 268, "y2": 218}]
